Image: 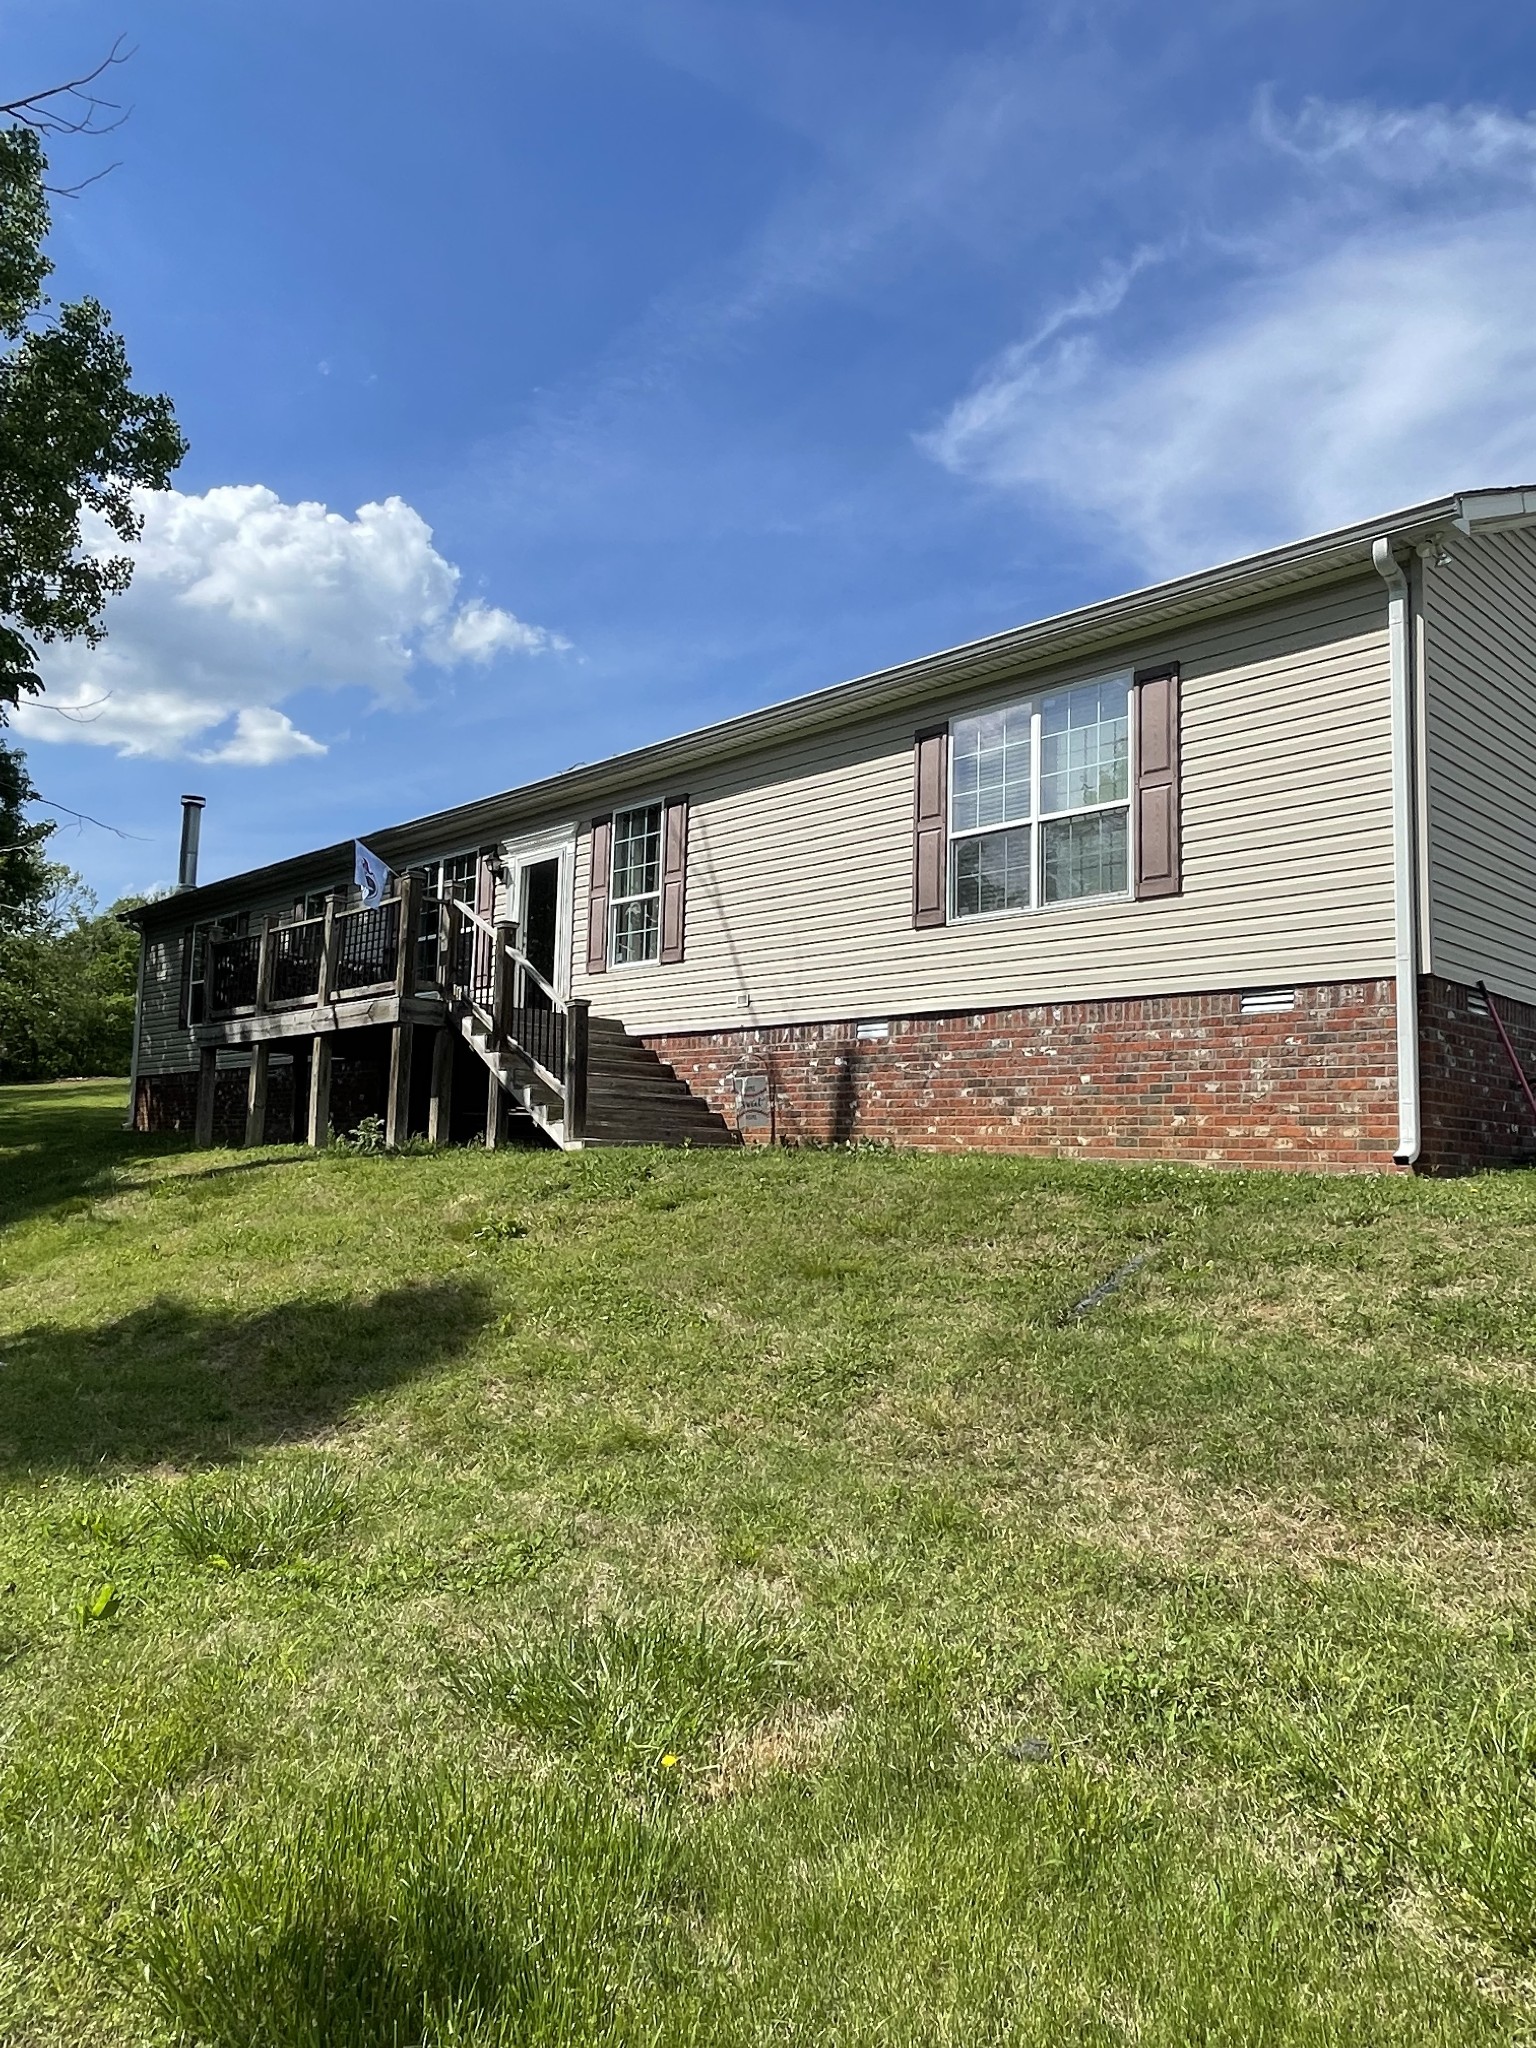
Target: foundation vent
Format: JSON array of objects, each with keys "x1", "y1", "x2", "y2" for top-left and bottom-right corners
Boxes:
[
  {"x1": 1467, "y1": 990, "x2": 1490, "y2": 1017},
  {"x1": 856, "y1": 1020, "x2": 891, "y2": 1040},
  {"x1": 1240, "y1": 987, "x2": 1296, "y2": 1015}
]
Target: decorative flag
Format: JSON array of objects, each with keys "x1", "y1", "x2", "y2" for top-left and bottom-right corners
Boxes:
[{"x1": 354, "y1": 840, "x2": 393, "y2": 909}]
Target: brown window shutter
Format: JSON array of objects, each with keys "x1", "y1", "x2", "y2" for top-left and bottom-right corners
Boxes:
[
  {"x1": 659, "y1": 796, "x2": 689, "y2": 965},
  {"x1": 913, "y1": 724, "x2": 948, "y2": 928},
  {"x1": 1134, "y1": 663, "x2": 1182, "y2": 898},
  {"x1": 177, "y1": 928, "x2": 195, "y2": 1029},
  {"x1": 587, "y1": 814, "x2": 612, "y2": 974}
]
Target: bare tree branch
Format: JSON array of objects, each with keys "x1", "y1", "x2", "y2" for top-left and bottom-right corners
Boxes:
[
  {"x1": 45, "y1": 160, "x2": 123, "y2": 201},
  {"x1": 30, "y1": 795, "x2": 146, "y2": 839},
  {"x1": 28, "y1": 694, "x2": 113, "y2": 723},
  {"x1": 0, "y1": 37, "x2": 133, "y2": 139}
]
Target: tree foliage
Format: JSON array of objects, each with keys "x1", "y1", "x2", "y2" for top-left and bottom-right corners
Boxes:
[
  {"x1": 0, "y1": 729, "x2": 51, "y2": 919},
  {"x1": 0, "y1": 735, "x2": 144, "y2": 1079},
  {"x1": 0, "y1": 124, "x2": 186, "y2": 714}
]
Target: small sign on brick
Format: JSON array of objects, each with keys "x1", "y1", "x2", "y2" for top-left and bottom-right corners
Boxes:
[{"x1": 732, "y1": 1063, "x2": 774, "y2": 1142}]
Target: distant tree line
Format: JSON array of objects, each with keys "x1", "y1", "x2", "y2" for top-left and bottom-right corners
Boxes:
[{"x1": 0, "y1": 736, "x2": 144, "y2": 1080}]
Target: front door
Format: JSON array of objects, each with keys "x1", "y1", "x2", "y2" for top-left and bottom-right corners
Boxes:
[{"x1": 520, "y1": 856, "x2": 561, "y2": 1009}]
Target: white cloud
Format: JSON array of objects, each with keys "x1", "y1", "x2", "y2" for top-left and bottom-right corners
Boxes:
[
  {"x1": 923, "y1": 101, "x2": 1536, "y2": 576},
  {"x1": 1259, "y1": 95, "x2": 1536, "y2": 191},
  {"x1": 425, "y1": 597, "x2": 562, "y2": 663},
  {"x1": 14, "y1": 485, "x2": 566, "y2": 762},
  {"x1": 199, "y1": 707, "x2": 328, "y2": 766}
]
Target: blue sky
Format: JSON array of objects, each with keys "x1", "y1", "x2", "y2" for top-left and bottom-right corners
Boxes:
[{"x1": 7, "y1": 0, "x2": 1536, "y2": 902}]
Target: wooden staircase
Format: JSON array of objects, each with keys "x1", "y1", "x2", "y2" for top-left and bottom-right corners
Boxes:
[
  {"x1": 441, "y1": 903, "x2": 735, "y2": 1152},
  {"x1": 581, "y1": 1017, "x2": 738, "y2": 1148}
]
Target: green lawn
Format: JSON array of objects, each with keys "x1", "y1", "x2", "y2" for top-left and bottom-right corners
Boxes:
[{"x1": 5, "y1": 1079, "x2": 1536, "y2": 2044}]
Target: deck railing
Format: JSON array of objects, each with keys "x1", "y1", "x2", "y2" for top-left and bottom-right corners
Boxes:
[
  {"x1": 202, "y1": 881, "x2": 588, "y2": 1143},
  {"x1": 206, "y1": 896, "x2": 404, "y2": 1021},
  {"x1": 209, "y1": 931, "x2": 261, "y2": 1014},
  {"x1": 431, "y1": 898, "x2": 588, "y2": 1144}
]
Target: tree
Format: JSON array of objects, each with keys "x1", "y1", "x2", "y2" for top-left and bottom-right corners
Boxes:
[
  {"x1": 0, "y1": 118, "x2": 186, "y2": 716},
  {"x1": 0, "y1": 732, "x2": 149, "y2": 1079},
  {"x1": 0, "y1": 884, "x2": 144, "y2": 1081},
  {"x1": 0, "y1": 731, "x2": 53, "y2": 923}
]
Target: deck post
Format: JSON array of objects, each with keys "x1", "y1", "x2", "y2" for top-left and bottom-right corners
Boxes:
[
  {"x1": 385, "y1": 1022, "x2": 413, "y2": 1150},
  {"x1": 484, "y1": 1074, "x2": 502, "y2": 1150},
  {"x1": 394, "y1": 872, "x2": 420, "y2": 997},
  {"x1": 254, "y1": 914, "x2": 275, "y2": 1013},
  {"x1": 428, "y1": 1024, "x2": 455, "y2": 1145},
  {"x1": 306, "y1": 892, "x2": 341, "y2": 1149},
  {"x1": 440, "y1": 898, "x2": 460, "y2": 999},
  {"x1": 491, "y1": 920, "x2": 515, "y2": 1043},
  {"x1": 317, "y1": 891, "x2": 341, "y2": 1003},
  {"x1": 194, "y1": 1044, "x2": 218, "y2": 1148},
  {"x1": 307, "y1": 1036, "x2": 332, "y2": 1148},
  {"x1": 564, "y1": 998, "x2": 590, "y2": 1147},
  {"x1": 244, "y1": 1044, "x2": 270, "y2": 1148}
]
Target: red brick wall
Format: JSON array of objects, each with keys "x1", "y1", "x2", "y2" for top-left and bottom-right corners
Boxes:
[
  {"x1": 641, "y1": 981, "x2": 1404, "y2": 1171},
  {"x1": 1417, "y1": 975, "x2": 1536, "y2": 1173}
]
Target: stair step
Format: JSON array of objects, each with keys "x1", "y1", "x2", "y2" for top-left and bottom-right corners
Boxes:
[{"x1": 455, "y1": 1006, "x2": 736, "y2": 1152}]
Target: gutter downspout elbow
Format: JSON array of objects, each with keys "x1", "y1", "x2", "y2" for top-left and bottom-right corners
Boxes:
[{"x1": 1372, "y1": 537, "x2": 1421, "y2": 1167}]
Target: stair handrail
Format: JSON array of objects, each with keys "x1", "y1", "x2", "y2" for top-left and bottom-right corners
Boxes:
[
  {"x1": 451, "y1": 902, "x2": 562, "y2": 1008},
  {"x1": 435, "y1": 898, "x2": 588, "y2": 1131}
]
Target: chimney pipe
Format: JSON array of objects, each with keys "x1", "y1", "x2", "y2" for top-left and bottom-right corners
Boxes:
[{"x1": 177, "y1": 795, "x2": 206, "y2": 893}]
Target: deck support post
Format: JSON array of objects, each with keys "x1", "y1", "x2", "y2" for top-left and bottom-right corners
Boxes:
[
  {"x1": 428, "y1": 1024, "x2": 455, "y2": 1145},
  {"x1": 484, "y1": 1074, "x2": 502, "y2": 1150},
  {"x1": 194, "y1": 1045, "x2": 218, "y2": 1148},
  {"x1": 385, "y1": 1022, "x2": 413, "y2": 1150},
  {"x1": 244, "y1": 1043, "x2": 270, "y2": 1148},
  {"x1": 394, "y1": 874, "x2": 420, "y2": 997},
  {"x1": 307, "y1": 1035, "x2": 332, "y2": 1148}
]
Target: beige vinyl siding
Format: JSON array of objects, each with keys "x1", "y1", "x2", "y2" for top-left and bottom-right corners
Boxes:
[
  {"x1": 1423, "y1": 527, "x2": 1536, "y2": 1004},
  {"x1": 570, "y1": 576, "x2": 1395, "y2": 1034}
]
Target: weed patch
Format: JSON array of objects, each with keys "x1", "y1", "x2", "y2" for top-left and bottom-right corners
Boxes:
[
  {"x1": 448, "y1": 1611, "x2": 801, "y2": 1767},
  {"x1": 153, "y1": 1461, "x2": 355, "y2": 1568}
]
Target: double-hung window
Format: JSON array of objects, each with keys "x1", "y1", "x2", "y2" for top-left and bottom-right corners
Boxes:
[
  {"x1": 610, "y1": 803, "x2": 663, "y2": 964},
  {"x1": 950, "y1": 675, "x2": 1131, "y2": 918}
]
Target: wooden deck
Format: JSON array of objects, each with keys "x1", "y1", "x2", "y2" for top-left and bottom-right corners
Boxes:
[{"x1": 192, "y1": 876, "x2": 736, "y2": 1154}]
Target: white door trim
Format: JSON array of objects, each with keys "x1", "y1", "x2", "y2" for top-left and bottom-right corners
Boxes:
[{"x1": 498, "y1": 824, "x2": 576, "y2": 1001}]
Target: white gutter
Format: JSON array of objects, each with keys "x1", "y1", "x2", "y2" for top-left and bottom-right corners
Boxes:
[{"x1": 1372, "y1": 537, "x2": 1420, "y2": 1166}]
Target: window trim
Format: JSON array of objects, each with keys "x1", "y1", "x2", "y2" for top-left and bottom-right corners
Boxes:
[
  {"x1": 416, "y1": 847, "x2": 482, "y2": 906},
  {"x1": 608, "y1": 799, "x2": 666, "y2": 968},
  {"x1": 947, "y1": 671, "x2": 1134, "y2": 921}
]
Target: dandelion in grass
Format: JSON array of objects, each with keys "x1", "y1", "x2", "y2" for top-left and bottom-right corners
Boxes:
[{"x1": 661, "y1": 1754, "x2": 679, "y2": 1769}]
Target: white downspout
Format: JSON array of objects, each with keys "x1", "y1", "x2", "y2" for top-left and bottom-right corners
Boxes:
[{"x1": 1372, "y1": 537, "x2": 1420, "y2": 1166}]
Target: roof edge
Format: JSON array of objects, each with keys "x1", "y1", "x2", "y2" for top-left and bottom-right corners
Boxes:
[{"x1": 136, "y1": 488, "x2": 1495, "y2": 925}]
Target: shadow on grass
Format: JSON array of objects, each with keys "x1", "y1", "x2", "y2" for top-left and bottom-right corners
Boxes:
[
  {"x1": 0, "y1": 1277, "x2": 492, "y2": 1472},
  {"x1": 0, "y1": 1080, "x2": 187, "y2": 1235}
]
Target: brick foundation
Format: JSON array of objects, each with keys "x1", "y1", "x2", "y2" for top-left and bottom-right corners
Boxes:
[
  {"x1": 643, "y1": 981, "x2": 1409, "y2": 1172},
  {"x1": 130, "y1": 975, "x2": 1536, "y2": 1173},
  {"x1": 1417, "y1": 976, "x2": 1536, "y2": 1173}
]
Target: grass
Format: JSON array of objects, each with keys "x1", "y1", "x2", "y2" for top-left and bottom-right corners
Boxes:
[{"x1": 4, "y1": 1079, "x2": 1536, "y2": 2041}]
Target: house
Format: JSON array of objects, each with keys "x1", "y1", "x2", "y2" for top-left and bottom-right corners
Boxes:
[{"x1": 124, "y1": 489, "x2": 1536, "y2": 1173}]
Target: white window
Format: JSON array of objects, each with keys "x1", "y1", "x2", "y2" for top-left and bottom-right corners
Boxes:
[
  {"x1": 950, "y1": 675, "x2": 1131, "y2": 918},
  {"x1": 419, "y1": 853, "x2": 479, "y2": 906},
  {"x1": 610, "y1": 803, "x2": 663, "y2": 964}
]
